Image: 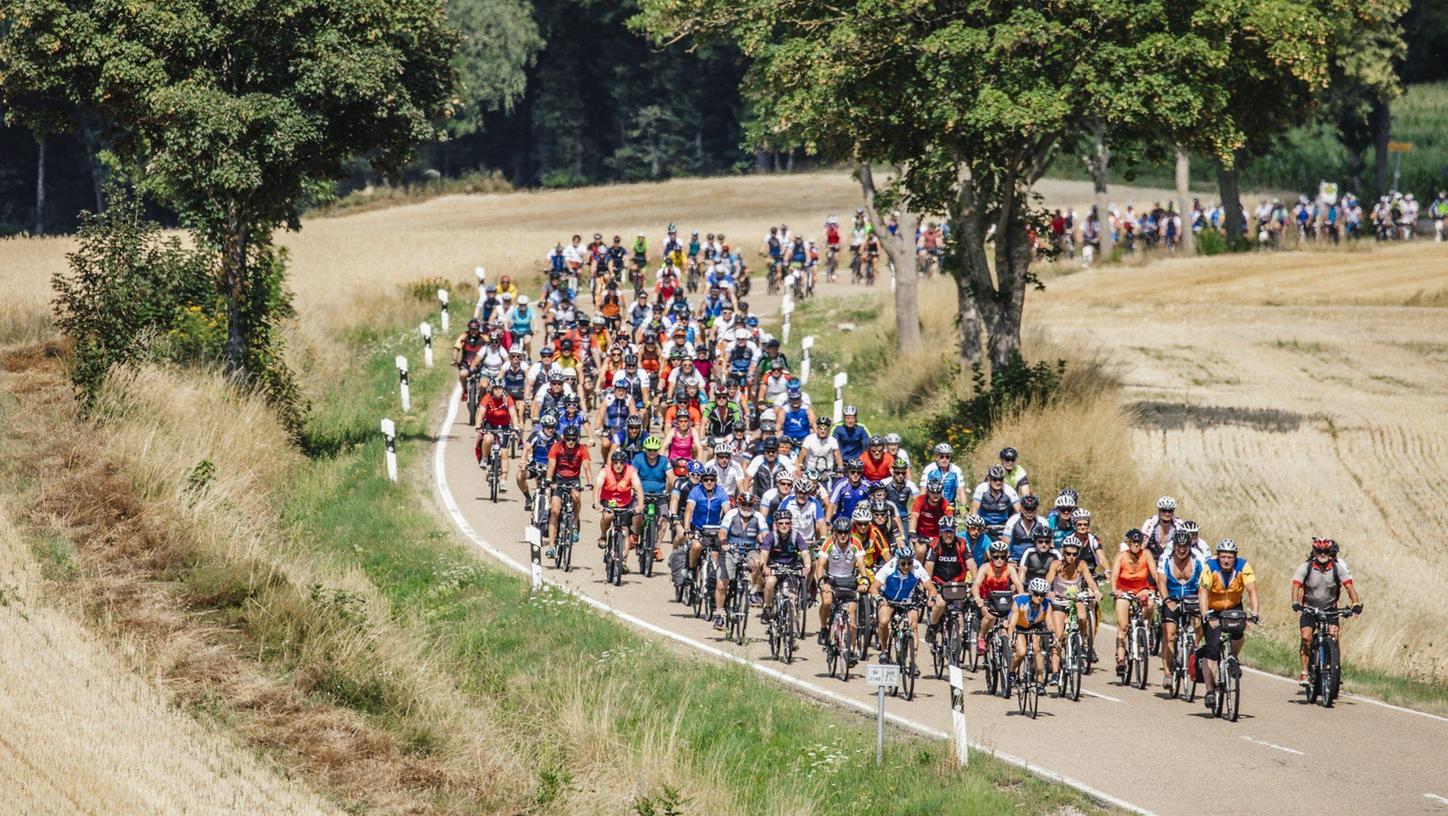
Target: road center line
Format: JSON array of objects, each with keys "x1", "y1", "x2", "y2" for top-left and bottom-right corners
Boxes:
[
  {"x1": 430, "y1": 385, "x2": 1157, "y2": 816},
  {"x1": 1083, "y1": 689, "x2": 1123, "y2": 703},
  {"x1": 1239, "y1": 735, "x2": 1305, "y2": 756}
]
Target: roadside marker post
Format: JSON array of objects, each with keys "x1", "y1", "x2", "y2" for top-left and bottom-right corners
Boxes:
[
  {"x1": 473, "y1": 267, "x2": 487, "y2": 317},
  {"x1": 832, "y1": 371, "x2": 848, "y2": 425},
  {"x1": 781, "y1": 299, "x2": 794, "y2": 345},
  {"x1": 524, "y1": 526, "x2": 543, "y2": 593},
  {"x1": 949, "y1": 664, "x2": 969, "y2": 768},
  {"x1": 866, "y1": 663, "x2": 900, "y2": 765},
  {"x1": 800, "y1": 336, "x2": 815, "y2": 385},
  {"x1": 438, "y1": 288, "x2": 450, "y2": 332},
  {"x1": 420, "y1": 322, "x2": 433, "y2": 368},
  {"x1": 395, "y1": 355, "x2": 411, "y2": 413},
  {"x1": 380, "y1": 418, "x2": 398, "y2": 483}
]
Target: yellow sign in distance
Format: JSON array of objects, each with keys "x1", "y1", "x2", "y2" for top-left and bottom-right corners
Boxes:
[{"x1": 1387, "y1": 141, "x2": 1414, "y2": 153}]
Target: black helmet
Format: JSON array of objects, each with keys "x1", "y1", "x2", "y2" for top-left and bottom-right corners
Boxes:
[
  {"x1": 831, "y1": 516, "x2": 852, "y2": 533},
  {"x1": 1173, "y1": 529, "x2": 1193, "y2": 545},
  {"x1": 1125, "y1": 528, "x2": 1145, "y2": 543},
  {"x1": 999, "y1": 446, "x2": 1018, "y2": 461},
  {"x1": 563, "y1": 427, "x2": 580, "y2": 440},
  {"x1": 845, "y1": 458, "x2": 863, "y2": 473},
  {"x1": 869, "y1": 498, "x2": 888, "y2": 514},
  {"x1": 1034, "y1": 526, "x2": 1052, "y2": 541},
  {"x1": 610, "y1": 449, "x2": 628, "y2": 462},
  {"x1": 763, "y1": 437, "x2": 780, "y2": 452},
  {"x1": 1021, "y1": 495, "x2": 1039, "y2": 510},
  {"x1": 467, "y1": 318, "x2": 481, "y2": 332}
]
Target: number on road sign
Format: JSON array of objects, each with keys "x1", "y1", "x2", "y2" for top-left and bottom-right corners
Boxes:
[{"x1": 866, "y1": 663, "x2": 900, "y2": 688}]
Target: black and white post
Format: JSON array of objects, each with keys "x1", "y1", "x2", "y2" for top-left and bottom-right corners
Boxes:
[
  {"x1": 395, "y1": 354, "x2": 410, "y2": 413},
  {"x1": 420, "y1": 322, "x2": 433, "y2": 368},
  {"x1": 524, "y1": 525, "x2": 543, "y2": 593},
  {"x1": 800, "y1": 335, "x2": 815, "y2": 385},
  {"x1": 380, "y1": 418, "x2": 398, "y2": 483},
  {"x1": 437, "y1": 288, "x2": 450, "y2": 332},
  {"x1": 948, "y1": 663, "x2": 969, "y2": 767},
  {"x1": 473, "y1": 266, "x2": 487, "y2": 318},
  {"x1": 781, "y1": 297, "x2": 794, "y2": 345},
  {"x1": 832, "y1": 371, "x2": 848, "y2": 425}
]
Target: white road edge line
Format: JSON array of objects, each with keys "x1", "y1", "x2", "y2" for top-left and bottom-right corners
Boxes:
[
  {"x1": 431, "y1": 386, "x2": 1156, "y2": 816},
  {"x1": 1422, "y1": 793, "x2": 1448, "y2": 806},
  {"x1": 1239, "y1": 735, "x2": 1305, "y2": 756}
]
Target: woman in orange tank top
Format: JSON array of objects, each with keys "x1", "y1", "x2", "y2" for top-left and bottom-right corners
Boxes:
[{"x1": 1110, "y1": 529, "x2": 1161, "y2": 673}]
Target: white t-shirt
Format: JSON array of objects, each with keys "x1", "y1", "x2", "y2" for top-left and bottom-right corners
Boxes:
[{"x1": 800, "y1": 434, "x2": 840, "y2": 473}]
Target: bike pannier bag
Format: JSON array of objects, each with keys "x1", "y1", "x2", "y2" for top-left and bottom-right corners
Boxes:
[
  {"x1": 669, "y1": 547, "x2": 690, "y2": 587},
  {"x1": 941, "y1": 583, "x2": 971, "y2": 603},
  {"x1": 988, "y1": 590, "x2": 1014, "y2": 617},
  {"x1": 1219, "y1": 608, "x2": 1248, "y2": 636}
]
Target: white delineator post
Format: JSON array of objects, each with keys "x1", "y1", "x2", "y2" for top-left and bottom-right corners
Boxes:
[
  {"x1": 781, "y1": 298, "x2": 794, "y2": 345},
  {"x1": 949, "y1": 663, "x2": 969, "y2": 768},
  {"x1": 832, "y1": 371, "x2": 848, "y2": 425},
  {"x1": 524, "y1": 525, "x2": 543, "y2": 593},
  {"x1": 420, "y1": 322, "x2": 433, "y2": 368},
  {"x1": 395, "y1": 355, "x2": 411, "y2": 413},
  {"x1": 438, "y1": 288, "x2": 450, "y2": 332},
  {"x1": 380, "y1": 418, "x2": 398, "y2": 483},
  {"x1": 473, "y1": 266, "x2": 486, "y2": 316},
  {"x1": 800, "y1": 335, "x2": 815, "y2": 385}
]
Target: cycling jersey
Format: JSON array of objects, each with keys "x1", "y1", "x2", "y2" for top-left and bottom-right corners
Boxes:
[
  {"x1": 920, "y1": 462, "x2": 964, "y2": 504},
  {"x1": 1002, "y1": 514, "x2": 1049, "y2": 561},
  {"x1": 1002, "y1": 464, "x2": 1029, "y2": 493},
  {"x1": 614, "y1": 430, "x2": 647, "y2": 459},
  {"x1": 1059, "y1": 531, "x2": 1102, "y2": 574},
  {"x1": 509, "y1": 306, "x2": 534, "y2": 336},
  {"x1": 599, "y1": 465, "x2": 636, "y2": 507},
  {"x1": 455, "y1": 331, "x2": 485, "y2": 365},
  {"x1": 976, "y1": 563, "x2": 1015, "y2": 598},
  {"x1": 882, "y1": 477, "x2": 919, "y2": 524},
  {"x1": 820, "y1": 537, "x2": 863, "y2": 582},
  {"x1": 527, "y1": 428, "x2": 557, "y2": 466},
  {"x1": 666, "y1": 431, "x2": 696, "y2": 462},
  {"x1": 631, "y1": 452, "x2": 669, "y2": 493},
  {"x1": 478, "y1": 394, "x2": 515, "y2": 429},
  {"x1": 1045, "y1": 511, "x2": 1073, "y2": 547},
  {"x1": 960, "y1": 530, "x2": 994, "y2": 567},
  {"x1": 854, "y1": 527, "x2": 891, "y2": 571},
  {"x1": 828, "y1": 477, "x2": 870, "y2": 520},
  {"x1": 1291, "y1": 557, "x2": 1352, "y2": 609},
  {"x1": 759, "y1": 529, "x2": 808, "y2": 566},
  {"x1": 800, "y1": 433, "x2": 839, "y2": 473},
  {"x1": 687, "y1": 484, "x2": 730, "y2": 529},
  {"x1": 926, "y1": 536, "x2": 972, "y2": 585},
  {"x1": 721, "y1": 508, "x2": 766, "y2": 550},
  {"x1": 1115, "y1": 551, "x2": 1154, "y2": 595},
  {"x1": 876, "y1": 558, "x2": 929, "y2": 603},
  {"x1": 1201, "y1": 557, "x2": 1255, "y2": 611},
  {"x1": 1139, "y1": 514, "x2": 1180, "y2": 558},
  {"x1": 601, "y1": 395, "x2": 630, "y2": 432},
  {"x1": 556, "y1": 409, "x2": 585, "y2": 435},
  {"x1": 1162, "y1": 556, "x2": 1202, "y2": 600},
  {"x1": 971, "y1": 482, "x2": 1019, "y2": 525},
  {"x1": 1018, "y1": 548, "x2": 1060, "y2": 585},
  {"x1": 499, "y1": 364, "x2": 528, "y2": 399},
  {"x1": 832, "y1": 423, "x2": 870, "y2": 461},
  {"x1": 860, "y1": 451, "x2": 894, "y2": 483},
  {"x1": 778, "y1": 495, "x2": 825, "y2": 542},
  {"x1": 703, "y1": 458, "x2": 746, "y2": 496},
  {"x1": 477, "y1": 344, "x2": 507, "y2": 375},
  {"x1": 549, "y1": 441, "x2": 590, "y2": 480},
  {"x1": 746, "y1": 455, "x2": 788, "y2": 499},
  {"x1": 1010, "y1": 594, "x2": 1050, "y2": 630},
  {"x1": 910, "y1": 494, "x2": 953, "y2": 538},
  {"x1": 780, "y1": 406, "x2": 811, "y2": 442}
]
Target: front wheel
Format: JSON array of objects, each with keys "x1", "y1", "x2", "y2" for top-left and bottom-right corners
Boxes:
[
  {"x1": 900, "y1": 633, "x2": 917, "y2": 701},
  {"x1": 1225, "y1": 663, "x2": 1242, "y2": 721},
  {"x1": 1318, "y1": 637, "x2": 1341, "y2": 707}
]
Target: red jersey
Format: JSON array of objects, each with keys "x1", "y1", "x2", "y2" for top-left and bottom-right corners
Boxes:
[
  {"x1": 860, "y1": 451, "x2": 894, "y2": 483},
  {"x1": 976, "y1": 563, "x2": 1015, "y2": 597},
  {"x1": 549, "y1": 441, "x2": 591, "y2": 479},
  {"x1": 911, "y1": 494, "x2": 954, "y2": 538},
  {"x1": 478, "y1": 394, "x2": 514, "y2": 428},
  {"x1": 599, "y1": 464, "x2": 636, "y2": 506}
]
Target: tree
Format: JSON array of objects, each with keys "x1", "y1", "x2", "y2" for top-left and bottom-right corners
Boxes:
[
  {"x1": 1, "y1": 0, "x2": 458, "y2": 385},
  {"x1": 855, "y1": 165, "x2": 923, "y2": 353},
  {"x1": 445, "y1": 0, "x2": 542, "y2": 138},
  {"x1": 1318, "y1": 2, "x2": 1406, "y2": 197},
  {"x1": 639, "y1": 0, "x2": 1243, "y2": 369}
]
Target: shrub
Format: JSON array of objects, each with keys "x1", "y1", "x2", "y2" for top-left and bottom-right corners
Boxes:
[
  {"x1": 1194, "y1": 228, "x2": 1228, "y2": 256},
  {"x1": 912, "y1": 354, "x2": 1068, "y2": 454}
]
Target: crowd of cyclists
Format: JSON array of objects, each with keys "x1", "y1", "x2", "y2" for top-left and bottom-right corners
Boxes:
[{"x1": 449, "y1": 218, "x2": 1367, "y2": 718}]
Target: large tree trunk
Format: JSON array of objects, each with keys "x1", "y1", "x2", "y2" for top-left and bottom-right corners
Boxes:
[
  {"x1": 1176, "y1": 148, "x2": 1195, "y2": 256},
  {"x1": 1217, "y1": 153, "x2": 1244, "y2": 246},
  {"x1": 222, "y1": 204, "x2": 251, "y2": 377},
  {"x1": 855, "y1": 165, "x2": 922, "y2": 353},
  {"x1": 1371, "y1": 99, "x2": 1391, "y2": 195},
  {"x1": 754, "y1": 149, "x2": 769, "y2": 174},
  {"x1": 1088, "y1": 120, "x2": 1113, "y2": 259},
  {"x1": 33, "y1": 135, "x2": 46, "y2": 236}
]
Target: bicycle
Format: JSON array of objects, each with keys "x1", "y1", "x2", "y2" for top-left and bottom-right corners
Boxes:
[
  {"x1": 1057, "y1": 589, "x2": 1094, "y2": 702},
  {"x1": 552, "y1": 482, "x2": 579, "y2": 572},
  {"x1": 768, "y1": 566, "x2": 803, "y2": 665},
  {"x1": 485, "y1": 428, "x2": 512, "y2": 503},
  {"x1": 724, "y1": 555, "x2": 752, "y2": 646},
  {"x1": 931, "y1": 582, "x2": 972, "y2": 679},
  {"x1": 855, "y1": 590, "x2": 877, "y2": 661},
  {"x1": 823, "y1": 580, "x2": 858, "y2": 681},
  {"x1": 983, "y1": 590, "x2": 1014, "y2": 698},
  {"x1": 849, "y1": 247, "x2": 862, "y2": 284},
  {"x1": 1016, "y1": 629, "x2": 1048, "y2": 719},
  {"x1": 638, "y1": 492, "x2": 668, "y2": 578},
  {"x1": 824, "y1": 245, "x2": 838, "y2": 283},
  {"x1": 1165, "y1": 598, "x2": 1199, "y2": 702},
  {"x1": 1302, "y1": 605, "x2": 1353, "y2": 708},
  {"x1": 692, "y1": 529, "x2": 721, "y2": 621},
  {"x1": 885, "y1": 598, "x2": 922, "y2": 701},
  {"x1": 1118, "y1": 591, "x2": 1156, "y2": 690},
  {"x1": 1207, "y1": 608, "x2": 1253, "y2": 721},
  {"x1": 601, "y1": 503, "x2": 630, "y2": 586},
  {"x1": 465, "y1": 367, "x2": 483, "y2": 426}
]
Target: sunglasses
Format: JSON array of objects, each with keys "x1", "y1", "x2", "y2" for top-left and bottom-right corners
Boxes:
[{"x1": 989, "y1": 555, "x2": 1006, "y2": 561}]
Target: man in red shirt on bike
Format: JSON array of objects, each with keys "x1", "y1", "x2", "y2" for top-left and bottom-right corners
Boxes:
[
  {"x1": 595, "y1": 449, "x2": 643, "y2": 563},
  {"x1": 545, "y1": 427, "x2": 592, "y2": 559},
  {"x1": 475, "y1": 381, "x2": 520, "y2": 485}
]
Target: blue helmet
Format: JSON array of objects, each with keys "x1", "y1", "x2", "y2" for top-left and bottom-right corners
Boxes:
[
  {"x1": 745, "y1": 315, "x2": 760, "y2": 327},
  {"x1": 687, "y1": 460, "x2": 704, "y2": 476}
]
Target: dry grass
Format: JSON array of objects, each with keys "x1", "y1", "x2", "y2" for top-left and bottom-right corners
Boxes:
[{"x1": 1034, "y1": 240, "x2": 1448, "y2": 683}]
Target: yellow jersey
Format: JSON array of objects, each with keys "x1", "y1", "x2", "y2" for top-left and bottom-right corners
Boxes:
[{"x1": 1200, "y1": 557, "x2": 1255, "y2": 611}]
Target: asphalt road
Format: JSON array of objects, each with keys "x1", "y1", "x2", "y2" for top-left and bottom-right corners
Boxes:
[{"x1": 433, "y1": 278, "x2": 1448, "y2": 816}]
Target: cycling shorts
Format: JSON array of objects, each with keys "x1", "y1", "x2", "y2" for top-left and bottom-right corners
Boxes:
[
  {"x1": 1014, "y1": 622, "x2": 1049, "y2": 636},
  {"x1": 1162, "y1": 597, "x2": 1200, "y2": 626},
  {"x1": 552, "y1": 475, "x2": 581, "y2": 491}
]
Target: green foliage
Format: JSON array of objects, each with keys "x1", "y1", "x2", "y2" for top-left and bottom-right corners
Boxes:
[
  {"x1": 634, "y1": 786, "x2": 687, "y2": 816},
  {"x1": 917, "y1": 356, "x2": 1068, "y2": 455},
  {"x1": 446, "y1": 0, "x2": 543, "y2": 136},
  {"x1": 51, "y1": 187, "x2": 214, "y2": 406},
  {"x1": 1194, "y1": 228, "x2": 1229, "y2": 256}
]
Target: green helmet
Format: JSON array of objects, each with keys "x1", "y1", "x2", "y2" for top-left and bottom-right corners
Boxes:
[{"x1": 642, "y1": 435, "x2": 663, "y2": 452}]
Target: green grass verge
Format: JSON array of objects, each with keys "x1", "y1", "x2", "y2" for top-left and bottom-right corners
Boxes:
[{"x1": 281, "y1": 296, "x2": 1119, "y2": 815}]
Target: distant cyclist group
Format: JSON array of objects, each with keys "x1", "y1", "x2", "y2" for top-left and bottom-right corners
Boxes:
[{"x1": 450, "y1": 219, "x2": 1367, "y2": 720}]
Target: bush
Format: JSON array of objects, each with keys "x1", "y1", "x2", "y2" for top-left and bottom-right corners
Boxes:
[
  {"x1": 52, "y1": 186, "x2": 216, "y2": 406},
  {"x1": 1194, "y1": 228, "x2": 1228, "y2": 256},
  {"x1": 913, "y1": 354, "x2": 1068, "y2": 454}
]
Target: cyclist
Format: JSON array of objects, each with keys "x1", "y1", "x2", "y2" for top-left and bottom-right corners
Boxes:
[
  {"x1": 716, "y1": 493, "x2": 767, "y2": 629},
  {"x1": 499, "y1": 349, "x2": 529, "y2": 406},
  {"x1": 851, "y1": 504, "x2": 892, "y2": 574},
  {"x1": 555, "y1": 394, "x2": 589, "y2": 438},
  {"x1": 871, "y1": 545, "x2": 938, "y2": 672},
  {"x1": 776, "y1": 387, "x2": 815, "y2": 447},
  {"x1": 1291, "y1": 537, "x2": 1361, "y2": 686},
  {"x1": 1010, "y1": 578, "x2": 1054, "y2": 692},
  {"x1": 924, "y1": 516, "x2": 977, "y2": 642},
  {"x1": 801, "y1": 416, "x2": 842, "y2": 476},
  {"x1": 595, "y1": 449, "x2": 643, "y2": 563},
  {"x1": 1138, "y1": 496, "x2": 1181, "y2": 559},
  {"x1": 614, "y1": 415, "x2": 649, "y2": 462},
  {"x1": 969, "y1": 465, "x2": 1022, "y2": 533},
  {"x1": 883, "y1": 432, "x2": 911, "y2": 475},
  {"x1": 816, "y1": 515, "x2": 868, "y2": 654},
  {"x1": 1018, "y1": 526, "x2": 1060, "y2": 586},
  {"x1": 757, "y1": 508, "x2": 812, "y2": 629},
  {"x1": 1110, "y1": 528, "x2": 1161, "y2": 675},
  {"x1": 1197, "y1": 538, "x2": 1260, "y2": 710},
  {"x1": 998, "y1": 446, "x2": 1031, "y2": 497},
  {"x1": 668, "y1": 459, "x2": 701, "y2": 544},
  {"x1": 1432, "y1": 191, "x2": 1448, "y2": 242},
  {"x1": 1060, "y1": 508, "x2": 1105, "y2": 581},
  {"x1": 832, "y1": 406, "x2": 870, "y2": 462},
  {"x1": 519, "y1": 414, "x2": 558, "y2": 513},
  {"x1": 1046, "y1": 494, "x2": 1076, "y2": 546},
  {"x1": 776, "y1": 473, "x2": 827, "y2": 551},
  {"x1": 703, "y1": 440, "x2": 746, "y2": 497},
  {"x1": 1001, "y1": 495, "x2": 1050, "y2": 561},
  {"x1": 881, "y1": 461, "x2": 918, "y2": 526},
  {"x1": 1181, "y1": 519, "x2": 1210, "y2": 562},
  {"x1": 474, "y1": 381, "x2": 521, "y2": 487},
  {"x1": 867, "y1": 497, "x2": 903, "y2": 554},
  {"x1": 662, "y1": 410, "x2": 701, "y2": 464},
  {"x1": 859, "y1": 435, "x2": 894, "y2": 483},
  {"x1": 452, "y1": 318, "x2": 487, "y2": 399},
  {"x1": 960, "y1": 513, "x2": 995, "y2": 570},
  {"x1": 911, "y1": 476, "x2": 954, "y2": 539},
  {"x1": 973, "y1": 540, "x2": 1023, "y2": 655},
  {"x1": 828, "y1": 459, "x2": 871, "y2": 521},
  {"x1": 631, "y1": 437, "x2": 671, "y2": 562},
  {"x1": 543, "y1": 427, "x2": 592, "y2": 560},
  {"x1": 744, "y1": 436, "x2": 789, "y2": 502},
  {"x1": 595, "y1": 378, "x2": 635, "y2": 462},
  {"x1": 1045, "y1": 539, "x2": 1097, "y2": 682},
  {"x1": 1157, "y1": 529, "x2": 1203, "y2": 690},
  {"x1": 920, "y1": 443, "x2": 965, "y2": 506},
  {"x1": 684, "y1": 468, "x2": 730, "y2": 575}
]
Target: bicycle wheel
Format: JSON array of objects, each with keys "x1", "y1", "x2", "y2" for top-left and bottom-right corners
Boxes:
[
  {"x1": 488, "y1": 459, "x2": 499, "y2": 503},
  {"x1": 736, "y1": 581, "x2": 750, "y2": 645},
  {"x1": 996, "y1": 637, "x2": 1012, "y2": 699},
  {"x1": 782, "y1": 600, "x2": 796, "y2": 665},
  {"x1": 1017, "y1": 661, "x2": 1029, "y2": 715},
  {"x1": 946, "y1": 616, "x2": 962, "y2": 671},
  {"x1": 1226, "y1": 663, "x2": 1241, "y2": 722},
  {"x1": 1029, "y1": 670, "x2": 1040, "y2": 719},
  {"x1": 639, "y1": 522, "x2": 655, "y2": 577},
  {"x1": 965, "y1": 613, "x2": 980, "y2": 672},
  {"x1": 1132, "y1": 627, "x2": 1148, "y2": 690},
  {"x1": 768, "y1": 616, "x2": 780, "y2": 659},
  {"x1": 1069, "y1": 635, "x2": 1084, "y2": 702},
  {"x1": 1321, "y1": 637, "x2": 1341, "y2": 707}
]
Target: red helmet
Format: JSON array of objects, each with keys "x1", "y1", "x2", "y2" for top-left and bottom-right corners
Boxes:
[{"x1": 1311, "y1": 537, "x2": 1338, "y2": 557}]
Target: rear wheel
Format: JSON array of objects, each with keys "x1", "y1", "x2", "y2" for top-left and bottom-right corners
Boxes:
[
  {"x1": 1132, "y1": 627, "x2": 1149, "y2": 690},
  {"x1": 965, "y1": 614, "x2": 980, "y2": 672},
  {"x1": 781, "y1": 600, "x2": 796, "y2": 665},
  {"x1": 1226, "y1": 664, "x2": 1242, "y2": 721},
  {"x1": 1319, "y1": 637, "x2": 1341, "y2": 707},
  {"x1": 900, "y1": 633, "x2": 917, "y2": 701}
]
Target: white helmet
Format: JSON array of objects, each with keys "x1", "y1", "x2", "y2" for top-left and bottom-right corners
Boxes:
[
  {"x1": 517, "y1": 295, "x2": 529, "y2": 306},
  {"x1": 851, "y1": 505, "x2": 873, "y2": 524},
  {"x1": 1216, "y1": 538, "x2": 1238, "y2": 553},
  {"x1": 1054, "y1": 495, "x2": 1075, "y2": 509},
  {"x1": 1027, "y1": 577, "x2": 1049, "y2": 595},
  {"x1": 1157, "y1": 496, "x2": 1177, "y2": 511},
  {"x1": 1070, "y1": 508, "x2": 1091, "y2": 522}
]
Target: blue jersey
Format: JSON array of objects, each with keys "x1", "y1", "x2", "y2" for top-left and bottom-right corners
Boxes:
[
  {"x1": 829, "y1": 479, "x2": 871, "y2": 520},
  {"x1": 962, "y1": 530, "x2": 994, "y2": 568},
  {"x1": 877, "y1": 558, "x2": 928, "y2": 603},
  {"x1": 602, "y1": 397, "x2": 630, "y2": 432},
  {"x1": 557, "y1": 410, "x2": 585, "y2": 435},
  {"x1": 781, "y1": 406, "x2": 811, "y2": 442},
  {"x1": 528, "y1": 428, "x2": 556, "y2": 466},
  {"x1": 1163, "y1": 557, "x2": 1203, "y2": 600},
  {"x1": 632, "y1": 452, "x2": 670, "y2": 493},
  {"x1": 832, "y1": 424, "x2": 870, "y2": 462},
  {"x1": 510, "y1": 307, "x2": 533, "y2": 335},
  {"x1": 1012, "y1": 594, "x2": 1050, "y2": 628},
  {"x1": 687, "y1": 484, "x2": 730, "y2": 529}
]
